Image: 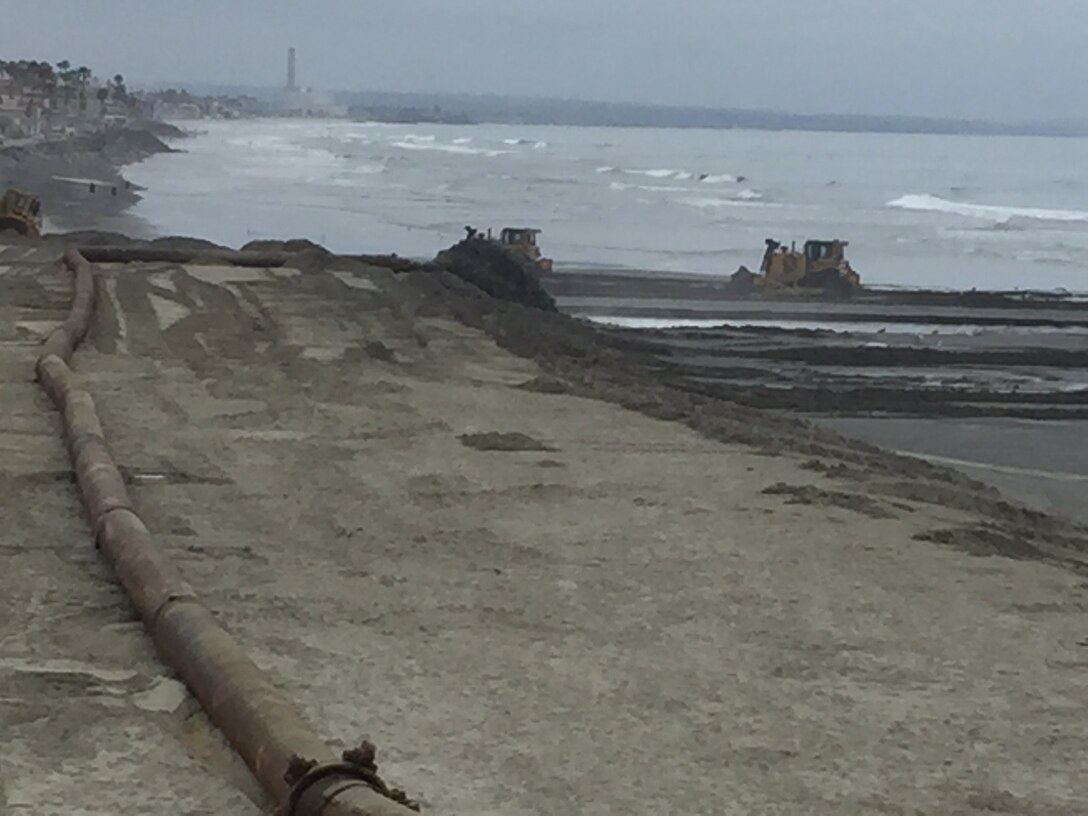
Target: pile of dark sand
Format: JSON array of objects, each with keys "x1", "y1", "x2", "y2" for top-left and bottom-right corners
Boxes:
[{"x1": 435, "y1": 237, "x2": 556, "y2": 312}]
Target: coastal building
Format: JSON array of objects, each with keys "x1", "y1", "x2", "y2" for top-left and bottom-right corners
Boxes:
[
  {"x1": 0, "y1": 78, "x2": 25, "y2": 117},
  {"x1": 0, "y1": 73, "x2": 41, "y2": 137},
  {"x1": 0, "y1": 67, "x2": 108, "y2": 139}
]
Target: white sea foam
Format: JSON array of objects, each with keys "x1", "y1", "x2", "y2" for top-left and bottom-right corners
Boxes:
[
  {"x1": 632, "y1": 168, "x2": 681, "y2": 178},
  {"x1": 680, "y1": 191, "x2": 765, "y2": 208},
  {"x1": 610, "y1": 181, "x2": 689, "y2": 193},
  {"x1": 988, "y1": 215, "x2": 1088, "y2": 233},
  {"x1": 501, "y1": 137, "x2": 549, "y2": 148},
  {"x1": 613, "y1": 168, "x2": 741, "y2": 183},
  {"x1": 392, "y1": 140, "x2": 509, "y2": 157},
  {"x1": 888, "y1": 193, "x2": 1088, "y2": 223}
]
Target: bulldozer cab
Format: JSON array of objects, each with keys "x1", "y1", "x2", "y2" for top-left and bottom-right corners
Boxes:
[
  {"x1": 0, "y1": 189, "x2": 43, "y2": 239},
  {"x1": 500, "y1": 228, "x2": 540, "y2": 248},
  {"x1": 803, "y1": 240, "x2": 847, "y2": 269},
  {"x1": 498, "y1": 227, "x2": 553, "y2": 273}
]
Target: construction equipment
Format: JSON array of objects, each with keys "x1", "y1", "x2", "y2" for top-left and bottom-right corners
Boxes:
[
  {"x1": 497, "y1": 227, "x2": 553, "y2": 274},
  {"x1": 733, "y1": 238, "x2": 860, "y2": 298},
  {"x1": 0, "y1": 189, "x2": 43, "y2": 239}
]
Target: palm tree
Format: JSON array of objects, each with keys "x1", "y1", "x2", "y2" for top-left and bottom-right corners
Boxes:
[
  {"x1": 54, "y1": 61, "x2": 75, "y2": 109},
  {"x1": 23, "y1": 61, "x2": 57, "y2": 103},
  {"x1": 72, "y1": 67, "x2": 91, "y2": 114},
  {"x1": 32, "y1": 61, "x2": 56, "y2": 88},
  {"x1": 111, "y1": 73, "x2": 127, "y2": 103},
  {"x1": 37, "y1": 63, "x2": 58, "y2": 118},
  {"x1": 9, "y1": 60, "x2": 32, "y2": 89}
]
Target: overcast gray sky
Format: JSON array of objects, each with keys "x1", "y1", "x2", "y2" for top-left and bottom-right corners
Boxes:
[{"x1": 4, "y1": 0, "x2": 1081, "y2": 120}]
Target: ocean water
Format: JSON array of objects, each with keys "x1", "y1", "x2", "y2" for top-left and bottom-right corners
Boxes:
[{"x1": 125, "y1": 119, "x2": 1088, "y2": 291}]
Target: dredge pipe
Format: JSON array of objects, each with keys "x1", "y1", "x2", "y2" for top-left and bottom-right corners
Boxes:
[
  {"x1": 37, "y1": 249, "x2": 419, "y2": 816},
  {"x1": 78, "y1": 246, "x2": 439, "y2": 276},
  {"x1": 77, "y1": 246, "x2": 290, "y2": 268}
]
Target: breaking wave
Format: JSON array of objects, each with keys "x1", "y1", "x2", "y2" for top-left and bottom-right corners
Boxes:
[
  {"x1": 680, "y1": 191, "x2": 766, "y2": 208},
  {"x1": 609, "y1": 181, "x2": 689, "y2": 193},
  {"x1": 631, "y1": 168, "x2": 681, "y2": 178},
  {"x1": 596, "y1": 167, "x2": 740, "y2": 185},
  {"x1": 393, "y1": 138, "x2": 510, "y2": 157},
  {"x1": 345, "y1": 162, "x2": 386, "y2": 176},
  {"x1": 985, "y1": 215, "x2": 1088, "y2": 233},
  {"x1": 503, "y1": 138, "x2": 549, "y2": 148},
  {"x1": 888, "y1": 193, "x2": 1088, "y2": 223}
]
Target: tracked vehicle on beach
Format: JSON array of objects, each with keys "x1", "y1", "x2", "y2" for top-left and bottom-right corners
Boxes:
[
  {"x1": 497, "y1": 227, "x2": 553, "y2": 274},
  {"x1": 0, "y1": 189, "x2": 43, "y2": 238},
  {"x1": 464, "y1": 225, "x2": 554, "y2": 274},
  {"x1": 733, "y1": 237, "x2": 860, "y2": 298}
]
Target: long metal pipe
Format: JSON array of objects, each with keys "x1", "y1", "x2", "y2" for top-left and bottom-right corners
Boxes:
[
  {"x1": 37, "y1": 249, "x2": 419, "y2": 816},
  {"x1": 76, "y1": 246, "x2": 290, "y2": 267},
  {"x1": 76, "y1": 246, "x2": 430, "y2": 274}
]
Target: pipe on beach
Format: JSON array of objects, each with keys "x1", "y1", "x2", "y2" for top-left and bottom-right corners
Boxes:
[
  {"x1": 36, "y1": 248, "x2": 419, "y2": 816},
  {"x1": 76, "y1": 246, "x2": 291, "y2": 268}
]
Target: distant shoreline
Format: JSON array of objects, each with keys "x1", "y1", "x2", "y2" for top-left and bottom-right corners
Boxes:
[{"x1": 168, "y1": 84, "x2": 1088, "y2": 139}]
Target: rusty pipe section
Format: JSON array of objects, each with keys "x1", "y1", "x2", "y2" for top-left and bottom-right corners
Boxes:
[
  {"x1": 37, "y1": 250, "x2": 419, "y2": 816},
  {"x1": 77, "y1": 246, "x2": 290, "y2": 267}
]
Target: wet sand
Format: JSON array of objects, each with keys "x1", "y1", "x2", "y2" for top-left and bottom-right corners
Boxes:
[
  {"x1": 819, "y1": 417, "x2": 1088, "y2": 524},
  {"x1": 546, "y1": 266, "x2": 1088, "y2": 525}
]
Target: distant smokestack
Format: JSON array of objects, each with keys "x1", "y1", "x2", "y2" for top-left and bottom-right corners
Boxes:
[{"x1": 286, "y1": 47, "x2": 297, "y2": 91}]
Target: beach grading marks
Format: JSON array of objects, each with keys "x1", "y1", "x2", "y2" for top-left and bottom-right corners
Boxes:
[
  {"x1": 2, "y1": 240, "x2": 1088, "y2": 815},
  {"x1": 148, "y1": 293, "x2": 191, "y2": 330},
  {"x1": 184, "y1": 264, "x2": 270, "y2": 285}
]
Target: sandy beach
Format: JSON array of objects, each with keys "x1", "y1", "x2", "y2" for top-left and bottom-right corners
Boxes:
[{"x1": 2, "y1": 234, "x2": 1087, "y2": 813}]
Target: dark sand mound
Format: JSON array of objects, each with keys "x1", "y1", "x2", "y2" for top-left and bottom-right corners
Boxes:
[{"x1": 435, "y1": 237, "x2": 556, "y2": 311}]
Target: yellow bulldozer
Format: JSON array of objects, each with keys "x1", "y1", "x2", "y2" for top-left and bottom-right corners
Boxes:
[
  {"x1": 0, "y1": 189, "x2": 43, "y2": 239},
  {"x1": 733, "y1": 238, "x2": 860, "y2": 298},
  {"x1": 497, "y1": 227, "x2": 553, "y2": 274}
]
